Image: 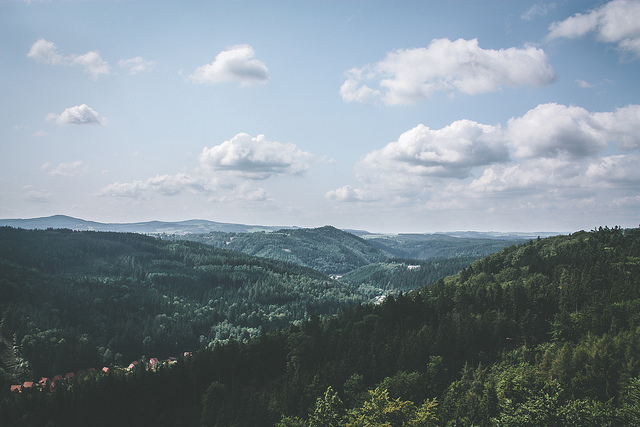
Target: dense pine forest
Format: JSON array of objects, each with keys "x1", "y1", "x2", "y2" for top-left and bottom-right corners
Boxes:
[{"x1": 2, "y1": 226, "x2": 640, "y2": 426}]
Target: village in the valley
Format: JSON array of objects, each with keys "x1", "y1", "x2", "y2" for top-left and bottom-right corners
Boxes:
[{"x1": 9, "y1": 353, "x2": 191, "y2": 396}]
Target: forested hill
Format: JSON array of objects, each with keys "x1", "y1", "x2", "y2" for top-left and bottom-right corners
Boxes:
[
  {"x1": 3, "y1": 226, "x2": 640, "y2": 426},
  {"x1": 171, "y1": 226, "x2": 523, "y2": 275},
  {"x1": 171, "y1": 226, "x2": 393, "y2": 275},
  {"x1": 0, "y1": 227, "x2": 370, "y2": 383}
]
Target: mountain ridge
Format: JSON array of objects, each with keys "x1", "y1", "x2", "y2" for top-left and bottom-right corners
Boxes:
[{"x1": 0, "y1": 214, "x2": 562, "y2": 239}]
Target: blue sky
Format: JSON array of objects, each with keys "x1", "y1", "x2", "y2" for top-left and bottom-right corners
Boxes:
[{"x1": 1, "y1": 0, "x2": 639, "y2": 233}]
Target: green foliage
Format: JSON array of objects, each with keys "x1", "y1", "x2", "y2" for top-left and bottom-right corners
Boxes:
[
  {"x1": 0, "y1": 227, "x2": 368, "y2": 378},
  {"x1": 172, "y1": 226, "x2": 392, "y2": 275},
  {"x1": 344, "y1": 387, "x2": 438, "y2": 427},
  {"x1": 3, "y1": 225, "x2": 640, "y2": 426}
]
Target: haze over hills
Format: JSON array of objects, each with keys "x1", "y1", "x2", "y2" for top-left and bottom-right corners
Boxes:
[
  {"x1": 0, "y1": 214, "x2": 561, "y2": 239},
  {"x1": 0, "y1": 215, "x2": 297, "y2": 235}
]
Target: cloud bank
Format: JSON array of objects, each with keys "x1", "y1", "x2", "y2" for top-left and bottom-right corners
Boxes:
[
  {"x1": 548, "y1": 0, "x2": 640, "y2": 58},
  {"x1": 190, "y1": 45, "x2": 269, "y2": 86},
  {"x1": 326, "y1": 103, "x2": 640, "y2": 214},
  {"x1": 340, "y1": 38, "x2": 556, "y2": 105},
  {"x1": 98, "y1": 133, "x2": 315, "y2": 201}
]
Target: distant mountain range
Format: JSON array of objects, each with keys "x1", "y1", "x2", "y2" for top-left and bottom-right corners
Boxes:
[
  {"x1": 0, "y1": 214, "x2": 297, "y2": 235},
  {"x1": 0, "y1": 214, "x2": 561, "y2": 239}
]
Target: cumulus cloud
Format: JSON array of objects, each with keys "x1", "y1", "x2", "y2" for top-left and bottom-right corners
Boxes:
[
  {"x1": 325, "y1": 185, "x2": 378, "y2": 202},
  {"x1": 548, "y1": 0, "x2": 640, "y2": 58},
  {"x1": 340, "y1": 38, "x2": 555, "y2": 105},
  {"x1": 27, "y1": 38, "x2": 63, "y2": 64},
  {"x1": 594, "y1": 104, "x2": 640, "y2": 150},
  {"x1": 47, "y1": 104, "x2": 108, "y2": 126},
  {"x1": 358, "y1": 120, "x2": 509, "y2": 179},
  {"x1": 27, "y1": 39, "x2": 110, "y2": 79},
  {"x1": 98, "y1": 132, "x2": 318, "y2": 203},
  {"x1": 328, "y1": 103, "x2": 640, "y2": 214},
  {"x1": 190, "y1": 45, "x2": 269, "y2": 86},
  {"x1": 118, "y1": 56, "x2": 156, "y2": 74},
  {"x1": 42, "y1": 161, "x2": 87, "y2": 177},
  {"x1": 506, "y1": 103, "x2": 609, "y2": 159},
  {"x1": 199, "y1": 133, "x2": 315, "y2": 179}
]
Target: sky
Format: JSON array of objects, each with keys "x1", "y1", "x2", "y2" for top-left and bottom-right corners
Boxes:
[{"x1": 1, "y1": 0, "x2": 639, "y2": 233}]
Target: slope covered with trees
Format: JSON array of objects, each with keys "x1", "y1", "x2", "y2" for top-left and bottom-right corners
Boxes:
[
  {"x1": 172, "y1": 226, "x2": 523, "y2": 276},
  {"x1": 171, "y1": 226, "x2": 393, "y2": 275},
  {"x1": 2, "y1": 226, "x2": 639, "y2": 426},
  {"x1": 0, "y1": 227, "x2": 368, "y2": 384}
]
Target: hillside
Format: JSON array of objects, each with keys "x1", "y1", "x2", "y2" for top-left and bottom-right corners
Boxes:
[
  {"x1": 0, "y1": 227, "x2": 367, "y2": 382},
  {"x1": 364, "y1": 233, "x2": 524, "y2": 260},
  {"x1": 339, "y1": 256, "x2": 480, "y2": 293},
  {"x1": 172, "y1": 226, "x2": 393, "y2": 275},
  {"x1": 2, "y1": 226, "x2": 639, "y2": 426},
  {"x1": 173, "y1": 226, "x2": 525, "y2": 275}
]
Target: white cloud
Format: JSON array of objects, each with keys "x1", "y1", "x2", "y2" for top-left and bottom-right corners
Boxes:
[
  {"x1": 27, "y1": 38, "x2": 63, "y2": 64},
  {"x1": 576, "y1": 79, "x2": 594, "y2": 88},
  {"x1": 189, "y1": 45, "x2": 269, "y2": 86},
  {"x1": 118, "y1": 56, "x2": 156, "y2": 74},
  {"x1": 325, "y1": 185, "x2": 378, "y2": 202},
  {"x1": 357, "y1": 120, "x2": 508, "y2": 179},
  {"x1": 42, "y1": 161, "x2": 87, "y2": 177},
  {"x1": 328, "y1": 103, "x2": 640, "y2": 217},
  {"x1": 585, "y1": 154, "x2": 640, "y2": 185},
  {"x1": 27, "y1": 39, "x2": 110, "y2": 79},
  {"x1": 47, "y1": 104, "x2": 108, "y2": 126},
  {"x1": 70, "y1": 51, "x2": 110, "y2": 79},
  {"x1": 199, "y1": 133, "x2": 315, "y2": 179},
  {"x1": 340, "y1": 38, "x2": 555, "y2": 105},
  {"x1": 97, "y1": 173, "x2": 217, "y2": 199},
  {"x1": 594, "y1": 104, "x2": 640, "y2": 150},
  {"x1": 208, "y1": 182, "x2": 269, "y2": 202},
  {"x1": 521, "y1": 3, "x2": 556, "y2": 21},
  {"x1": 548, "y1": 0, "x2": 640, "y2": 58},
  {"x1": 506, "y1": 103, "x2": 609, "y2": 159}
]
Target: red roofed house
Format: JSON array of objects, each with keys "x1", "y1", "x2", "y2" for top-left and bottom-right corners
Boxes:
[
  {"x1": 22, "y1": 381, "x2": 34, "y2": 389},
  {"x1": 65, "y1": 372, "x2": 75, "y2": 380},
  {"x1": 52, "y1": 375, "x2": 64, "y2": 382},
  {"x1": 102, "y1": 367, "x2": 110, "y2": 373},
  {"x1": 38, "y1": 377, "x2": 50, "y2": 388},
  {"x1": 149, "y1": 358, "x2": 159, "y2": 371},
  {"x1": 10, "y1": 385, "x2": 21, "y2": 394}
]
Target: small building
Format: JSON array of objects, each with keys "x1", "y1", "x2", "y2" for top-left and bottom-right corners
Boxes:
[
  {"x1": 148, "y1": 358, "x2": 160, "y2": 370},
  {"x1": 10, "y1": 385, "x2": 21, "y2": 394}
]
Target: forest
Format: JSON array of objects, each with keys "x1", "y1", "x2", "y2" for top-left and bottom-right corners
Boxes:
[
  {"x1": 169, "y1": 226, "x2": 521, "y2": 275},
  {"x1": 1, "y1": 226, "x2": 640, "y2": 426},
  {"x1": 0, "y1": 226, "x2": 474, "y2": 386}
]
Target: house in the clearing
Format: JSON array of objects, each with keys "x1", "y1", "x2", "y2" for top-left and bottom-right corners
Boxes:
[{"x1": 10, "y1": 385, "x2": 21, "y2": 394}]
